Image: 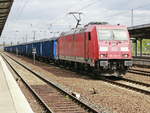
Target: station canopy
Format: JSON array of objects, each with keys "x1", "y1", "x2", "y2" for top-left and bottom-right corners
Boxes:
[
  {"x1": 128, "y1": 23, "x2": 150, "y2": 39},
  {"x1": 0, "y1": 0, "x2": 13, "y2": 37}
]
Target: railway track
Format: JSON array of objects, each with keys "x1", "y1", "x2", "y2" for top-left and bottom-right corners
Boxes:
[
  {"x1": 128, "y1": 69, "x2": 150, "y2": 77},
  {"x1": 119, "y1": 77, "x2": 150, "y2": 87},
  {"x1": 98, "y1": 77, "x2": 150, "y2": 96},
  {"x1": 2, "y1": 53, "x2": 104, "y2": 113},
  {"x1": 3, "y1": 53, "x2": 150, "y2": 107}
]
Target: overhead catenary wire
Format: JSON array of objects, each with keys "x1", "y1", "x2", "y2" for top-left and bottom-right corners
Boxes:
[
  {"x1": 48, "y1": 0, "x2": 101, "y2": 25},
  {"x1": 77, "y1": 0, "x2": 102, "y2": 11},
  {"x1": 101, "y1": 2, "x2": 150, "y2": 20},
  {"x1": 12, "y1": 0, "x2": 31, "y2": 22},
  {"x1": 134, "y1": 2, "x2": 150, "y2": 10},
  {"x1": 16, "y1": 0, "x2": 31, "y2": 20},
  {"x1": 47, "y1": 0, "x2": 102, "y2": 32},
  {"x1": 9, "y1": 0, "x2": 101, "y2": 33},
  {"x1": 3, "y1": 0, "x2": 150, "y2": 44}
]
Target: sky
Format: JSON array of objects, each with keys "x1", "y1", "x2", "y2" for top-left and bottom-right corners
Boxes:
[{"x1": 1, "y1": 0, "x2": 150, "y2": 45}]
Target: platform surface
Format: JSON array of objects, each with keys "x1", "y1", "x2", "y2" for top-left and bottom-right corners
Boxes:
[{"x1": 0, "y1": 56, "x2": 34, "y2": 113}]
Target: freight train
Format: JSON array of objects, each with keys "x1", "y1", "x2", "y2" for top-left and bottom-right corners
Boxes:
[{"x1": 4, "y1": 23, "x2": 133, "y2": 77}]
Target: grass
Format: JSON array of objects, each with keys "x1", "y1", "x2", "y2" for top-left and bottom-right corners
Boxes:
[{"x1": 132, "y1": 39, "x2": 150, "y2": 56}]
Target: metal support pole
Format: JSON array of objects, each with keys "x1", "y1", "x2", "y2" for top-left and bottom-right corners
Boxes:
[
  {"x1": 33, "y1": 53, "x2": 35, "y2": 64},
  {"x1": 140, "y1": 39, "x2": 143, "y2": 56},
  {"x1": 3, "y1": 41, "x2": 5, "y2": 48},
  {"x1": 16, "y1": 48, "x2": 18, "y2": 56},
  {"x1": 131, "y1": 9, "x2": 134, "y2": 26},
  {"x1": 33, "y1": 31, "x2": 36, "y2": 41},
  {"x1": 26, "y1": 34, "x2": 28, "y2": 43},
  {"x1": 135, "y1": 39, "x2": 137, "y2": 56},
  {"x1": 32, "y1": 48, "x2": 36, "y2": 64}
]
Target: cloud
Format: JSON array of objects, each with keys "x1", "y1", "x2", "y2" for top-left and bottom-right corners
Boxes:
[{"x1": 1, "y1": 0, "x2": 150, "y2": 44}]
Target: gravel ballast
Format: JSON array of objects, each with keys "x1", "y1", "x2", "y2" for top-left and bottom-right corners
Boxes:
[{"x1": 5, "y1": 53, "x2": 150, "y2": 113}]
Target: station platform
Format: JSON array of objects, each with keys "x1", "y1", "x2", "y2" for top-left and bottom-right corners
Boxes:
[{"x1": 0, "y1": 56, "x2": 34, "y2": 113}]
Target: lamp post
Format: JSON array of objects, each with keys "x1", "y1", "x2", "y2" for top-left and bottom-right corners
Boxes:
[
  {"x1": 33, "y1": 31, "x2": 36, "y2": 41},
  {"x1": 131, "y1": 9, "x2": 134, "y2": 26},
  {"x1": 15, "y1": 30, "x2": 19, "y2": 44}
]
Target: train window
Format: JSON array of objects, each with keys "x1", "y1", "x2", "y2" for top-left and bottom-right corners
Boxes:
[
  {"x1": 98, "y1": 29, "x2": 128, "y2": 41},
  {"x1": 113, "y1": 30, "x2": 128, "y2": 40},
  {"x1": 88, "y1": 32, "x2": 91, "y2": 40}
]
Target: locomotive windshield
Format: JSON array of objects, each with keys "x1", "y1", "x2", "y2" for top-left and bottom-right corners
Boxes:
[{"x1": 98, "y1": 29, "x2": 128, "y2": 40}]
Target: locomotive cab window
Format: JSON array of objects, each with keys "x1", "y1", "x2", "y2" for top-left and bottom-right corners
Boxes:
[{"x1": 98, "y1": 29, "x2": 128, "y2": 41}]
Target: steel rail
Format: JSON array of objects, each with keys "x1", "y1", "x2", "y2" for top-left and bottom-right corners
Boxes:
[
  {"x1": 128, "y1": 69, "x2": 150, "y2": 77},
  {"x1": 2, "y1": 53, "x2": 104, "y2": 113},
  {"x1": 130, "y1": 69, "x2": 150, "y2": 74},
  {"x1": 98, "y1": 77, "x2": 150, "y2": 96},
  {"x1": 120, "y1": 77, "x2": 150, "y2": 87},
  {"x1": 1, "y1": 54, "x2": 54, "y2": 113},
  {"x1": 4, "y1": 52, "x2": 150, "y2": 97}
]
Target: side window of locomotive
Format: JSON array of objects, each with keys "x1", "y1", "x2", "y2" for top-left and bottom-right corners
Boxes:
[{"x1": 88, "y1": 32, "x2": 91, "y2": 40}]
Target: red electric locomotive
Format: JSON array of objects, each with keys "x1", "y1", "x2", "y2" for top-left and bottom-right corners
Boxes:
[{"x1": 57, "y1": 23, "x2": 132, "y2": 76}]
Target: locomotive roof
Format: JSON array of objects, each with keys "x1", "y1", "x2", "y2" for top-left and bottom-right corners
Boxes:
[
  {"x1": 60, "y1": 27, "x2": 85, "y2": 36},
  {"x1": 60, "y1": 24, "x2": 127, "y2": 36}
]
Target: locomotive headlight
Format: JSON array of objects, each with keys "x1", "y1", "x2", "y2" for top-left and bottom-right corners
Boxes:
[
  {"x1": 121, "y1": 47, "x2": 129, "y2": 51},
  {"x1": 100, "y1": 54, "x2": 107, "y2": 58},
  {"x1": 100, "y1": 47, "x2": 108, "y2": 51},
  {"x1": 122, "y1": 54, "x2": 129, "y2": 58}
]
